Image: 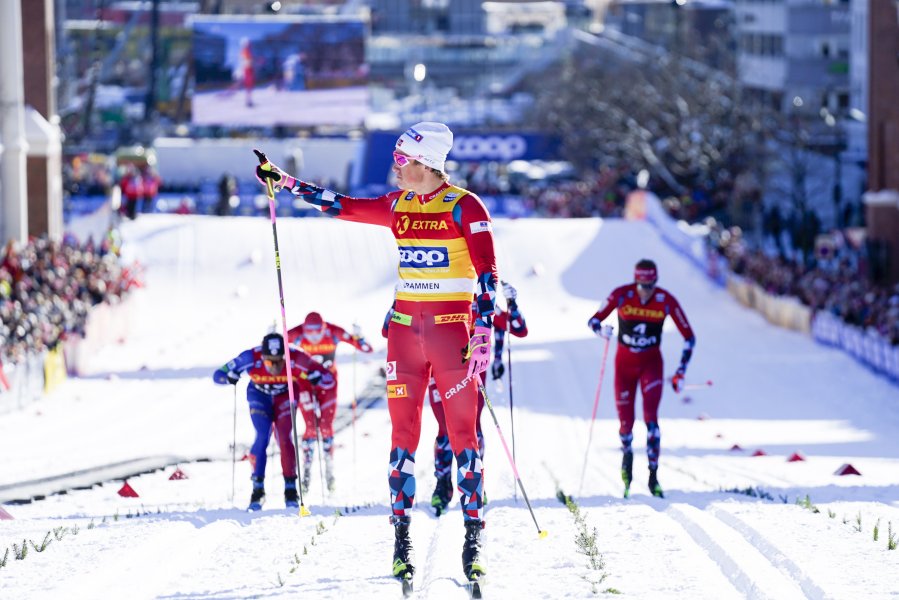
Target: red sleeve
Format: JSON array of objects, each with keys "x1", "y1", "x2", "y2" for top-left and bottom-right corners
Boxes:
[
  {"x1": 591, "y1": 286, "x2": 624, "y2": 322},
  {"x1": 289, "y1": 349, "x2": 334, "y2": 386},
  {"x1": 287, "y1": 324, "x2": 303, "y2": 346},
  {"x1": 334, "y1": 191, "x2": 401, "y2": 229},
  {"x1": 458, "y1": 193, "x2": 497, "y2": 282},
  {"x1": 666, "y1": 293, "x2": 695, "y2": 340},
  {"x1": 493, "y1": 311, "x2": 507, "y2": 331},
  {"x1": 327, "y1": 323, "x2": 368, "y2": 351}
]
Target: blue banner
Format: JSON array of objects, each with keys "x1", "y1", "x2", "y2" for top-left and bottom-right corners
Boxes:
[{"x1": 356, "y1": 130, "x2": 562, "y2": 195}]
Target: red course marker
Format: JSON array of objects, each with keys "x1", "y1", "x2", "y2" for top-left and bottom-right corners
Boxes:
[{"x1": 118, "y1": 481, "x2": 139, "y2": 497}]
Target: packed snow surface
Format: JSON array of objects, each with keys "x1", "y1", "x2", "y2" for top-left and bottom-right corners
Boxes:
[{"x1": 2, "y1": 214, "x2": 898, "y2": 599}]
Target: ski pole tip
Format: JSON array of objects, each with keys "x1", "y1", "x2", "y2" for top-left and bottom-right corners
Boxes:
[{"x1": 538, "y1": 529, "x2": 548, "y2": 539}]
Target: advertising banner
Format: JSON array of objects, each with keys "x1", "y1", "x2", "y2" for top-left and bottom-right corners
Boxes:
[{"x1": 192, "y1": 16, "x2": 368, "y2": 127}]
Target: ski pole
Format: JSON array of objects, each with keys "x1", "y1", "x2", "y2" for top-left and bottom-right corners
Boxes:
[
  {"x1": 231, "y1": 383, "x2": 237, "y2": 504},
  {"x1": 506, "y1": 332, "x2": 517, "y2": 503},
  {"x1": 313, "y1": 399, "x2": 327, "y2": 502},
  {"x1": 578, "y1": 335, "x2": 611, "y2": 497},
  {"x1": 681, "y1": 379, "x2": 713, "y2": 391},
  {"x1": 255, "y1": 149, "x2": 310, "y2": 517},
  {"x1": 478, "y1": 380, "x2": 547, "y2": 538},
  {"x1": 351, "y1": 334, "x2": 358, "y2": 490}
]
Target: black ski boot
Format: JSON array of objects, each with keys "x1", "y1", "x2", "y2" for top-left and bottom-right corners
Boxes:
[
  {"x1": 247, "y1": 477, "x2": 265, "y2": 511},
  {"x1": 648, "y1": 467, "x2": 664, "y2": 498},
  {"x1": 431, "y1": 473, "x2": 453, "y2": 516},
  {"x1": 462, "y1": 520, "x2": 486, "y2": 581},
  {"x1": 621, "y1": 452, "x2": 634, "y2": 498},
  {"x1": 392, "y1": 520, "x2": 414, "y2": 579},
  {"x1": 284, "y1": 477, "x2": 299, "y2": 508}
]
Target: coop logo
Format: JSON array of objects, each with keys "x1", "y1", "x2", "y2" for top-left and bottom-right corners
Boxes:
[
  {"x1": 398, "y1": 246, "x2": 449, "y2": 268},
  {"x1": 451, "y1": 135, "x2": 528, "y2": 161}
]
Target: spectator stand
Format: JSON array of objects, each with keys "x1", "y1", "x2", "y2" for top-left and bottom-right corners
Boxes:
[
  {"x1": 0, "y1": 234, "x2": 143, "y2": 413},
  {"x1": 642, "y1": 190, "x2": 727, "y2": 287},
  {"x1": 643, "y1": 186, "x2": 899, "y2": 387},
  {"x1": 812, "y1": 310, "x2": 899, "y2": 383}
]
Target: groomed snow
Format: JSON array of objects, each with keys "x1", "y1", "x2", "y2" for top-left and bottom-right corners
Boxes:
[{"x1": 1, "y1": 214, "x2": 898, "y2": 599}]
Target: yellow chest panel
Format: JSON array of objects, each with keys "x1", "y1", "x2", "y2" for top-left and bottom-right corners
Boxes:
[{"x1": 391, "y1": 187, "x2": 476, "y2": 302}]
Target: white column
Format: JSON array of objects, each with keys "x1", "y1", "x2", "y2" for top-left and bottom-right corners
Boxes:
[{"x1": 0, "y1": 0, "x2": 29, "y2": 245}]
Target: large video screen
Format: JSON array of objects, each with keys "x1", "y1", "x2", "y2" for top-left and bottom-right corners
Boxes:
[{"x1": 191, "y1": 16, "x2": 368, "y2": 127}]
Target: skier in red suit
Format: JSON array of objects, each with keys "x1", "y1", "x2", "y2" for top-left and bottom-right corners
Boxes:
[
  {"x1": 287, "y1": 311, "x2": 373, "y2": 492},
  {"x1": 588, "y1": 259, "x2": 695, "y2": 498},
  {"x1": 256, "y1": 121, "x2": 495, "y2": 583},
  {"x1": 213, "y1": 332, "x2": 334, "y2": 510},
  {"x1": 424, "y1": 281, "x2": 527, "y2": 515}
]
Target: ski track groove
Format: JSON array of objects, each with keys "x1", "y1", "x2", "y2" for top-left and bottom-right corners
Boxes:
[
  {"x1": 709, "y1": 506, "x2": 832, "y2": 600},
  {"x1": 664, "y1": 504, "x2": 807, "y2": 600},
  {"x1": 417, "y1": 509, "x2": 467, "y2": 599}
]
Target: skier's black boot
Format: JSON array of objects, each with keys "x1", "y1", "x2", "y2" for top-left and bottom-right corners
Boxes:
[
  {"x1": 621, "y1": 452, "x2": 634, "y2": 498},
  {"x1": 284, "y1": 477, "x2": 299, "y2": 508},
  {"x1": 248, "y1": 476, "x2": 265, "y2": 511},
  {"x1": 462, "y1": 519, "x2": 486, "y2": 580},
  {"x1": 392, "y1": 519, "x2": 414, "y2": 579},
  {"x1": 430, "y1": 473, "x2": 453, "y2": 516},
  {"x1": 648, "y1": 467, "x2": 664, "y2": 498}
]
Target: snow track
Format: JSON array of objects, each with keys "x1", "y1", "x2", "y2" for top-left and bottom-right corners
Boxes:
[
  {"x1": 708, "y1": 506, "x2": 832, "y2": 600},
  {"x1": 4, "y1": 215, "x2": 899, "y2": 598},
  {"x1": 665, "y1": 504, "x2": 808, "y2": 600}
]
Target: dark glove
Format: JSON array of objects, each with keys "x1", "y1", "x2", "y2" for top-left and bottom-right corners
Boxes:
[
  {"x1": 491, "y1": 361, "x2": 505, "y2": 381},
  {"x1": 671, "y1": 366, "x2": 686, "y2": 393},
  {"x1": 254, "y1": 161, "x2": 295, "y2": 191},
  {"x1": 588, "y1": 317, "x2": 613, "y2": 339},
  {"x1": 226, "y1": 372, "x2": 240, "y2": 385}
]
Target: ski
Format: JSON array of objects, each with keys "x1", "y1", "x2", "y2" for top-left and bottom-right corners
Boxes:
[
  {"x1": 397, "y1": 573, "x2": 413, "y2": 597},
  {"x1": 247, "y1": 502, "x2": 263, "y2": 512},
  {"x1": 465, "y1": 574, "x2": 484, "y2": 599}
]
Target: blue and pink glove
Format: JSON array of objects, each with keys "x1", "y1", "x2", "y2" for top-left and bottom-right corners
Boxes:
[{"x1": 466, "y1": 324, "x2": 492, "y2": 379}]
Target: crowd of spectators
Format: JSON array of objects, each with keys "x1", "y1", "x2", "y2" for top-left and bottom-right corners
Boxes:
[
  {"x1": 708, "y1": 222, "x2": 899, "y2": 346},
  {"x1": 0, "y1": 232, "x2": 143, "y2": 364}
]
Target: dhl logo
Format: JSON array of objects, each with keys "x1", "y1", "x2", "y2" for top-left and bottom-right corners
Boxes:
[
  {"x1": 387, "y1": 384, "x2": 408, "y2": 399},
  {"x1": 435, "y1": 313, "x2": 469, "y2": 325},
  {"x1": 620, "y1": 305, "x2": 665, "y2": 319}
]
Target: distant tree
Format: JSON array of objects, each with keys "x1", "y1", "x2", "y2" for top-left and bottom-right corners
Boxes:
[{"x1": 521, "y1": 39, "x2": 776, "y2": 221}]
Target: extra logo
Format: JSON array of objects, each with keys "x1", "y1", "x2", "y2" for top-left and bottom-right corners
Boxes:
[
  {"x1": 435, "y1": 313, "x2": 468, "y2": 325},
  {"x1": 386, "y1": 361, "x2": 397, "y2": 381},
  {"x1": 398, "y1": 246, "x2": 449, "y2": 268},
  {"x1": 387, "y1": 384, "x2": 408, "y2": 399},
  {"x1": 396, "y1": 216, "x2": 450, "y2": 235}
]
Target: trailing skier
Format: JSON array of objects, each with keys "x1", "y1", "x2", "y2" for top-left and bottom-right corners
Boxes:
[{"x1": 213, "y1": 332, "x2": 334, "y2": 510}]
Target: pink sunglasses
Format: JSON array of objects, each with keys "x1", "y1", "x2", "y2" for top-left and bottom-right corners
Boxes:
[{"x1": 392, "y1": 151, "x2": 415, "y2": 167}]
